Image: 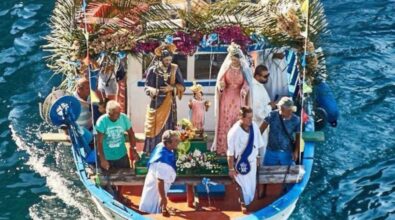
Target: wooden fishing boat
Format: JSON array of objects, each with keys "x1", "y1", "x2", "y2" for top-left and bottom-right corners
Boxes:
[{"x1": 40, "y1": 0, "x2": 336, "y2": 219}]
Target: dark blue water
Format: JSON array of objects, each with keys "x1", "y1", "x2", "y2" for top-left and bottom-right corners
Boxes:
[{"x1": 0, "y1": 0, "x2": 394, "y2": 219}]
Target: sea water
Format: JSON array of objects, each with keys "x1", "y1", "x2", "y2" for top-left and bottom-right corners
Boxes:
[{"x1": 0, "y1": 0, "x2": 394, "y2": 219}]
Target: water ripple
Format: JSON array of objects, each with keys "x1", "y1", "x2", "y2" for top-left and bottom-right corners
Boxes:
[
  {"x1": 0, "y1": 9, "x2": 9, "y2": 17},
  {"x1": 6, "y1": 172, "x2": 45, "y2": 188},
  {"x1": 11, "y1": 19, "x2": 37, "y2": 34},
  {"x1": 291, "y1": 0, "x2": 395, "y2": 219},
  {"x1": 335, "y1": 160, "x2": 395, "y2": 219},
  {"x1": 14, "y1": 33, "x2": 39, "y2": 56},
  {"x1": 0, "y1": 48, "x2": 17, "y2": 65}
]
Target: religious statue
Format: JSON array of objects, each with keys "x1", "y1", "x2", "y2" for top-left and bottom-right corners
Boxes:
[
  {"x1": 144, "y1": 44, "x2": 185, "y2": 154},
  {"x1": 211, "y1": 43, "x2": 253, "y2": 155},
  {"x1": 188, "y1": 82, "x2": 210, "y2": 135}
]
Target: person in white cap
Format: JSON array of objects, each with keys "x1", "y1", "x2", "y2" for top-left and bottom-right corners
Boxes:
[{"x1": 260, "y1": 97, "x2": 300, "y2": 165}]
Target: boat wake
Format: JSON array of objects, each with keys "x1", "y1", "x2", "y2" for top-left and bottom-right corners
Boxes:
[{"x1": 10, "y1": 124, "x2": 98, "y2": 220}]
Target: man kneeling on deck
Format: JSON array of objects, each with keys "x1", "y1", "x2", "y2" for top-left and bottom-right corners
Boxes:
[
  {"x1": 227, "y1": 106, "x2": 265, "y2": 208},
  {"x1": 139, "y1": 130, "x2": 180, "y2": 215}
]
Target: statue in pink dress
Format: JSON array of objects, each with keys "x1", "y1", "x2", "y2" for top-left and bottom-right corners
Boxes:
[
  {"x1": 188, "y1": 82, "x2": 210, "y2": 133},
  {"x1": 211, "y1": 43, "x2": 253, "y2": 155}
]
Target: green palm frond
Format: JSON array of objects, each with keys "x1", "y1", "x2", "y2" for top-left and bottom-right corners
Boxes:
[
  {"x1": 138, "y1": 3, "x2": 183, "y2": 38},
  {"x1": 307, "y1": 0, "x2": 328, "y2": 43},
  {"x1": 44, "y1": 0, "x2": 329, "y2": 83},
  {"x1": 108, "y1": 0, "x2": 161, "y2": 10},
  {"x1": 43, "y1": 0, "x2": 82, "y2": 78}
]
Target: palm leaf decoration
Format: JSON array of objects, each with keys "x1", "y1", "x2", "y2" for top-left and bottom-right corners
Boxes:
[
  {"x1": 43, "y1": 0, "x2": 83, "y2": 78},
  {"x1": 43, "y1": 0, "x2": 329, "y2": 83},
  {"x1": 306, "y1": 0, "x2": 328, "y2": 43},
  {"x1": 138, "y1": 3, "x2": 183, "y2": 39}
]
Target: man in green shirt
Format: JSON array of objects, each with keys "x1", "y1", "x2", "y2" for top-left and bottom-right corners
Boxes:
[{"x1": 96, "y1": 100, "x2": 139, "y2": 170}]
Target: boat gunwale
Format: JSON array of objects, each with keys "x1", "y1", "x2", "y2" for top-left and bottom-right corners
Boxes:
[
  {"x1": 67, "y1": 47, "x2": 315, "y2": 219},
  {"x1": 70, "y1": 106, "x2": 315, "y2": 220}
]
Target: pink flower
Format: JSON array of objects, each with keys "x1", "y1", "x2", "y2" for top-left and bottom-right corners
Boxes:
[{"x1": 214, "y1": 25, "x2": 251, "y2": 49}]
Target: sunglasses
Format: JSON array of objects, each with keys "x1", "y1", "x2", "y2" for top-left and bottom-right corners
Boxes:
[{"x1": 262, "y1": 73, "x2": 270, "y2": 78}]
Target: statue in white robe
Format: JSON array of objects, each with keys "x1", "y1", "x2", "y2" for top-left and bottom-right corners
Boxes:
[
  {"x1": 262, "y1": 49, "x2": 289, "y2": 101},
  {"x1": 227, "y1": 121, "x2": 264, "y2": 205}
]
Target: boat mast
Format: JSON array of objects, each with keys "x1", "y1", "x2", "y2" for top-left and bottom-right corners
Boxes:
[
  {"x1": 81, "y1": 0, "x2": 100, "y2": 178},
  {"x1": 300, "y1": 0, "x2": 310, "y2": 163}
]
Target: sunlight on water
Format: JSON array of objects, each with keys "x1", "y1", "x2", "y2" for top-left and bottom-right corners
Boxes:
[{"x1": 10, "y1": 125, "x2": 97, "y2": 220}]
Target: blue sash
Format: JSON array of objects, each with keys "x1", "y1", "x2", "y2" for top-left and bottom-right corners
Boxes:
[
  {"x1": 235, "y1": 125, "x2": 254, "y2": 175},
  {"x1": 147, "y1": 143, "x2": 177, "y2": 172}
]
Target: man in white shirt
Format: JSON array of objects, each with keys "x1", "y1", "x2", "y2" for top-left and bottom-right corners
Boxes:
[
  {"x1": 139, "y1": 130, "x2": 180, "y2": 215},
  {"x1": 252, "y1": 65, "x2": 274, "y2": 164},
  {"x1": 227, "y1": 107, "x2": 265, "y2": 209}
]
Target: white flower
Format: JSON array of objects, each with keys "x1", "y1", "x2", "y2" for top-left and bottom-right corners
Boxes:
[
  {"x1": 184, "y1": 162, "x2": 191, "y2": 168},
  {"x1": 191, "y1": 160, "x2": 196, "y2": 167},
  {"x1": 179, "y1": 155, "x2": 187, "y2": 161},
  {"x1": 193, "y1": 150, "x2": 202, "y2": 157}
]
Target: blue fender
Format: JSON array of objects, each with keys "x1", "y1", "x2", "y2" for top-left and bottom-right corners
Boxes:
[
  {"x1": 315, "y1": 82, "x2": 339, "y2": 127},
  {"x1": 49, "y1": 95, "x2": 81, "y2": 126}
]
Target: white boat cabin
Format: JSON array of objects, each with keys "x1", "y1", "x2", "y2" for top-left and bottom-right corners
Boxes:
[{"x1": 126, "y1": 48, "x2": 299, "y2": 133}]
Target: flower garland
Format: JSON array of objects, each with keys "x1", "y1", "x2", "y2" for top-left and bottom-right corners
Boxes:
[
  {"x1": 173, "y1": 31, "x2": 198, "y2": 56},
  {"x1": 214, "y1": 25, "x2": 252, "y2": 49},
  {"x1": 176, "y1": 150, "x2": 225, "y2": 175},
  {"x1": 133, "y1": 40, "x2": 160, "y2": 54}
]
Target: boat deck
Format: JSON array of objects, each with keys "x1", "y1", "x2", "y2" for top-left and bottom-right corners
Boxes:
[{"x1": 117, "y1": 183, "x2": 284, "y2": 219}]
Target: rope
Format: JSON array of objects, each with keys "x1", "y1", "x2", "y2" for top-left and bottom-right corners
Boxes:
[{"x1": 299, "y1": 1, "x2": 311, "y2": 164}]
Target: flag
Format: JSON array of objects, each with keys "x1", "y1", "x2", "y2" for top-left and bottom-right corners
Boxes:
[{"x1": 301, "y1": 0, "x2": 309, "y2": 15}]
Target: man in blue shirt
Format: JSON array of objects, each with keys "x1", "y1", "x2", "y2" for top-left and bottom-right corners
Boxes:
[{"x1": 260, "y1": 97, "x2": 300, "y2": 165}]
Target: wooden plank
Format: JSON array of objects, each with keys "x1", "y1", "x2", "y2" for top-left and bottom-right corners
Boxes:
[
  {"x1": 259, "y1": 165, "x2": 304, "y2": 175},
  {"x1": 303, "y1": 131, "x2": 325, "y2": 142},
  {"x1": 98, "y1": 173, "x2": 304, "y2": 185},
  {"x1": 187, "y1": 184, "x2": 194, "y2": 208},
  {"x1": 102, "y1": 168, "x2": 135, "y2": 176},
  {"x1": 41, "y1": 132, "x2": 145, "y2": 143},
  {"x1": 258, "y1": 173, "x2": 304, "y2": 184},
  {"x1": 41, "y1": 133, "x2": 70, "y2": 142},
  {"x1": 97, "y1": 169, "x2": 305, "y2": 186}
]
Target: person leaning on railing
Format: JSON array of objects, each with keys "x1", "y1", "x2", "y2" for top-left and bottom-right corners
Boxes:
[
  {"x1": 96, "y1": 100, "x2": 139, "y2": 170},
  {"x1": 260, "y1": 97, "x2": 301, "y2": 166}
]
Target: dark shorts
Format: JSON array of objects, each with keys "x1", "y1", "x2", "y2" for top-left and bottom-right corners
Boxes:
[{"x1": 108, "y1": 155, "x2": 130, "y2": 169}]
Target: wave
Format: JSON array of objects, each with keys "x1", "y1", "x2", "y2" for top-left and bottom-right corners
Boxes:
[{"x1": 10, "y1": 125, "x2": 97, "y2": 220}]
